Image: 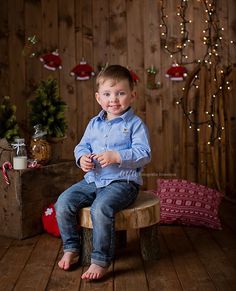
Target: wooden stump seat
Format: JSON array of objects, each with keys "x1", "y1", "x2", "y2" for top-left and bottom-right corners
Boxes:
[{"x1": 78, "y1": 191, "x2": 160, "y2": 265}]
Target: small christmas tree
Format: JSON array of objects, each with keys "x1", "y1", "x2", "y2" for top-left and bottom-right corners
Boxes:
[
  {"x1": 29, "y1": 77, "x2": 67, "y2": 138},
  {"x1": 0, "y1": 96, "x2": 20, "y2": 142}
]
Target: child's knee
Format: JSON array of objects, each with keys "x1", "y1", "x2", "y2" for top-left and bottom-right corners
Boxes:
[
  {"x1": 90, "y1": 203, "x2": 114, "y2": 220},
  {"x1": 55, "y1": 195, "x2": 73, "y2": 217}
]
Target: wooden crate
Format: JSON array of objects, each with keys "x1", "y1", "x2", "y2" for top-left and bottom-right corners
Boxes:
[{"x1": 0, "y1": 161, "x2": 81, "y2": 239}]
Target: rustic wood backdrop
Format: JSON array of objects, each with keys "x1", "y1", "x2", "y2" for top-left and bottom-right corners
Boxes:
[{"x1": 0, "y1": 0, "x2": 235, "y2": 196}]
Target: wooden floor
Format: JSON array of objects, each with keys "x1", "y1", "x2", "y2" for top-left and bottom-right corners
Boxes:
[{"x1": 0, "y1": 200, "x2": 236, "y2": 291}]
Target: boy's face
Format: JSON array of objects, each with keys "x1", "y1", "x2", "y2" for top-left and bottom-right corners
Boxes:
[{"x1": 95, "y1": 79, "x2": 136, "y2": 120}]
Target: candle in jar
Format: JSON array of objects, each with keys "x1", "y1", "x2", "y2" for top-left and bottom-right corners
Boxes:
[{"x1": 13, "y1": 156, "x2": 27, "y2": 170}]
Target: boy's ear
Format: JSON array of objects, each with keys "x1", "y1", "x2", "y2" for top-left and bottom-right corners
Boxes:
[
  {"x1": 131, "y1": 89, "x2": 137, "y2": 102},
  {"x1": 95, "y1": 92, "x2": 101, "y2": 104}
]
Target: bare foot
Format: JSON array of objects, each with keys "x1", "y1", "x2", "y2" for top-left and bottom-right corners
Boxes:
[
  {"x1": 81, "y1": 263, "x2": 108, "y2": 280},
  {"x1": 58, "y1": 251, "x2": 79, "y2": 270}
]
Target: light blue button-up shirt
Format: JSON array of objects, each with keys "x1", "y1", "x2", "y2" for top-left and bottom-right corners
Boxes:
[{"x1": 74, "y1": 107, "x2": 151, "y2": 187}]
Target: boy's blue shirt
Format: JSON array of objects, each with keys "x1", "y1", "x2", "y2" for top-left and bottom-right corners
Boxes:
[{"x1": 74, "y1": 107, "x2": 151, "y2": 187}]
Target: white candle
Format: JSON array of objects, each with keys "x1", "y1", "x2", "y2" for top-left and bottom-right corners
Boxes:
[{"x1": 13, "y1": 156, "x2": 27, "y2": 170}]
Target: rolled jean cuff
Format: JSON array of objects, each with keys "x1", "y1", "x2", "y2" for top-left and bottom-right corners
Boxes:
[
  {"x1": 63, "y1": 247, "x2": 80, "y2": 254},
  {"x1": 91, "y1": 258, "x2": 111, "y2": 268}
]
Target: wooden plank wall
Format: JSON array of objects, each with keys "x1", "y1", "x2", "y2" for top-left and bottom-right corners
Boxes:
[{"x1": 0, "y1": 0, "x2": 235, "y2": 196}]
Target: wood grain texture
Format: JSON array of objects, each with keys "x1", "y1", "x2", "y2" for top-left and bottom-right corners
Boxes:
[
  {"x1": 0, "y1": 161, "x2": 81, "y2": 239},
  {"x1": 0, "y1": 0, "x2": 235, "y2": 196},
  {"x1": 0, "y1": 200, "x2": 235, "y2": 290}
]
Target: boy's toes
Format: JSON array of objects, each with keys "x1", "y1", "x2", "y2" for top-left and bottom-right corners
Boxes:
[
  {"x1": 58, "y1": 252, "x2": 79, "y2": 271},
  {"x1": 81, "y1": 263, "x2": 108, "y2": 280}
]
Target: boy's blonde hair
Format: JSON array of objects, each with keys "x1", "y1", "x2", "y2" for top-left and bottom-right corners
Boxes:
[{"x1": 96, "y1": 65, "x2": 134, "y2": 91}]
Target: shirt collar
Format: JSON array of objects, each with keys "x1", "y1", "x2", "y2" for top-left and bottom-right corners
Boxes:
[{"x1": 97, "y1": 107, "x2": 134, "y2": 122}]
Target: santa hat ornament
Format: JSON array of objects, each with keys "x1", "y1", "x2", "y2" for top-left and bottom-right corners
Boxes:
[
  {"x1": 70, "y1": 59, "x2": 95, "y2": 80},
  {"x1": 39, "y1": 50, "x2": 62, "y2": 71},
  {"x1": 165, "y1": 63, "x2": 187, "y2": 81}
]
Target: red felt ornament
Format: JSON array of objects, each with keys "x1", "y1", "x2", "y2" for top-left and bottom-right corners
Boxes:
[
  {"x1": 42, "y1": 204, "x2": 60, "y2": 237},
  {"x1": 70, "y1": 60, "x2": 95, "y2": 80},
  {"x1": 39, "y1": 50, "x2": 62, "y2": 71},
  {"x1": 165, "y1": 63, "x2": 187, "y2": 81},
  {"x1": 128, "y1": 68, "x2": 139, "y2": 84}
]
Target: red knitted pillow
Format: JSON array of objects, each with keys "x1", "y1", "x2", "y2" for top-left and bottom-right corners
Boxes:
[{"x1": 155, "y1": 179, "x2": 223, "y2": 230}]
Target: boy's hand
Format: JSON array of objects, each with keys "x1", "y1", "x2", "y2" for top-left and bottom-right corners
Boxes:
[
  {"x1": 80, "y1": 154, "x2": 94, "y2": 172},
  {"x1": 93, "y1": 151, "x2": 121, "y2": 168}
]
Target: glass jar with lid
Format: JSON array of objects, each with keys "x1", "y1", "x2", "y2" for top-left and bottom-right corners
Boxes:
[
  {"x1": 11, "y1": 138, "x2": 28, "y2": 170},
  {"x1": 29, "y1": 124, "x2": 51, "y2": 165}
]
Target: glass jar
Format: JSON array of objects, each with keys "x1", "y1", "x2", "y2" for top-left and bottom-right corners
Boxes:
[
  {"x1": 12, "y1": 138, "x2": 28, "y2": 170},
  {"x1": 30, "y1": 124, "x2": 51, "y2": 165}
]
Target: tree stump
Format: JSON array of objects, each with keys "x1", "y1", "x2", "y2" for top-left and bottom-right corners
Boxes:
[
  {"x1": 79, "y1": 191, "x2": 160, "y2": 265},
  {"x1": 79, "y1": 229, "x2": 128, "y2": 266},
  {"x1": 80, "y1": 228, "x2": 93, "y2": 266},
  {"x1": 140, "y1": 224, "x2": 160, "y2": 260}
]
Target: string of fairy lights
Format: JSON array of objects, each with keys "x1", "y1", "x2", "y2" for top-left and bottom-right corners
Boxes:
[
  {"x1": 202, "y1": 0, "x2": 224, "y2": 64},
  {"x1": 160, "y1": 0, "x2": 193, "y2": 64},
  {"x1": 176, "y1": 66, "x2": 229, "y2": 145},
  {"x1": 160, "y1": 0, "x2": 235, "y2": 145}
]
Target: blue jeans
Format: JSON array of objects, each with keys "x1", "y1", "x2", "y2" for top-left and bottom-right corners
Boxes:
[{"x1": 55, "y1": 179, "x2": 139, "y2": 267}]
